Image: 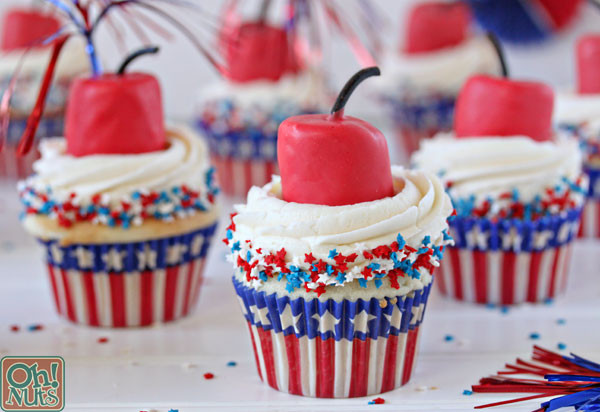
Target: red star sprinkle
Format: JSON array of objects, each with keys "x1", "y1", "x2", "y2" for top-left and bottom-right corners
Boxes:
[{"x1": 203, "y1": 373, "x2": 214, "y2": 380}]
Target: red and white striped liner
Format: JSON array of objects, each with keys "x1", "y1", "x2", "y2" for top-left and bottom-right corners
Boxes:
[
  {"x1": 436, "y1": 245, "x2": 573, "y2": 305},
  {"x1": 211, "y1": 155, "x2": 278, "y2": 198},
  {"x1": 45, "y1": 258, "x2": 207, "y2": 327},
  {"x1": 578, "y1": 199, "x2": 600, "y2": 238},
  {"x1": 244, "y1": 300, "x2": 426, "y2": 398}
]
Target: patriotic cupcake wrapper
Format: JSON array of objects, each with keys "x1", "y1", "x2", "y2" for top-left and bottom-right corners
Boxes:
[
  {"x1": 197, "y1": 122, "x2": 278, "y2": 198},
  {"x1": 233, "y1": 277, "x2": 433, "y2": 398},
  {"x1": 383, "y1": 93, "x2": 455, "y2": 158},
  {"x1": 437, "y1": 208, "x2": 581, "y2": 305},
  {"x1": 1, "y1": 115, "x2": 64, "y2": 180},
  {"x1": 39, "y1": 222, "x2": 217, "y2": 327},
  {"x1": 578, "y1": 165, "x2": 600, "y2": 238}
]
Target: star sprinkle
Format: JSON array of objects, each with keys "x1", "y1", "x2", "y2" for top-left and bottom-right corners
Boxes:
[
  {"x1": 225, "y1": 210, "x2": 451, "y2": 296},
  {"x1": 446, "y1": 175, "x2": 586, "y2": 221},
  {"x1": 19, "y1": 173, "x2": 219, "y2": 229}
]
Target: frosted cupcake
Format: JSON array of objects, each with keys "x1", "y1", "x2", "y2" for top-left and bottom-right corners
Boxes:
[
  {"x1": 555, "y1": 34, "x2": 600, "y2": 238},
  {"x1": 413, "y1": 74, "x2": 585, "y2": 305},
  {"x1": 196, "y1": 19, "x2": 328, "y2": 198},
  {"x1": 224, "y1": 68, "x2": 453, "y2": 397},
  {"x1": 0, "y1": 8, "x2": 88, "y2": 179},
  {"x1": 17, "y1": 36, "x2": 219, "y2": 327},
  {"x1": 375, "y1": 1, "x2": 501, "y2": 160}
]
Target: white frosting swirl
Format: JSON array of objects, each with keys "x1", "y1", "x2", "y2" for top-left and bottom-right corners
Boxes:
[
  {"x1": 375, "y1": 37, "x2": 501, "y2": 96},
  {"x1": 554, "y1": 91, "x2": 600, "y2": 127},
  {"x1": 24, "y1": 126, "x2": 212, "y2": 206},
  {"x1": 412, "y1": 134, "x2": 583, "y2": 203},
  {"x1": 198, "y1": 69, "x2": 330, "y2": 111},
  {"x1": 233, "y1": 167, "x2": 453, "y2": 258}
]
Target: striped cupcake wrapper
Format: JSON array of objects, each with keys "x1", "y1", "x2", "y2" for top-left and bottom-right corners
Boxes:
[
  {"x1": 233, "y1": 277, "x2": 433, "y2": 398},
  {"x1": 578, "y1": 165, "x2": 600, "y2": 238},
  {"x1": 39, "y1": 222, "x2": 217, "y2": 327},
  {"x1": 196, "y1": 121, "x2": 278, "y2": 198},
  {"x1": 437, "y1": 208, "x2": 581, "y2": 305},
  {"x1": 1, "y1": 116, "x2": 65, "y2": 180}
]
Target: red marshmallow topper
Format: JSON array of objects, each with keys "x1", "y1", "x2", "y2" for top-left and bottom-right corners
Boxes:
[
  {"x1": 66, "y1": 73, "x2": 165, "y2": 157},
  {"x1": 65, "y1": 46, "x2": 165, "y2": 157},
  {"x1": 403, "y1": 1, "x2": 471, "y2": 54},
  {"x1": 220, "y1": 21, "x2": 301, "y2": 83},
  {"x1": 278, "y1": 67, "x2": 394, "y2": 206},
  {"x1": 1, "y1": 9, "x2": 61, "y2": 52},
  {"x1": 454, "y1": 75, "x2": 554, "y2": 142},
  {"x1": 576, "y1": 34, "x2": 600, "y2": 94},
  {"x1": 454, "y1": 33, "x2": 554, "y2": 142}
]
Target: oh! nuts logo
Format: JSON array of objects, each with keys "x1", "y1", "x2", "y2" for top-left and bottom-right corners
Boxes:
[{"x1": 1, "y1": 357, "x2": 64, "y2": 411}]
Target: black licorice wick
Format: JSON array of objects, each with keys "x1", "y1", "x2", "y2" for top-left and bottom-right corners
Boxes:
[
  {"x1": 486, "y1": 32, "x2": 508, "y2": 77},
  {"x1": 331, "y1": 66, "x2": 381, "y2": 117},
  {"x1": 117, "y1": 46, "x2": 160, "y2": 75},
  {"x1": 258, "y1": 0, "x2": 272, "y2": 23}
]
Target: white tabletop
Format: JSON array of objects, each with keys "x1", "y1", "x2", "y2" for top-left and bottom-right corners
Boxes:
[{"x1": 1, "y1": 181, "x2": 599, "y2": 412}]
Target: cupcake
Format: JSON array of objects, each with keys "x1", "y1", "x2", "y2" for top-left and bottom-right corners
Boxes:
[
  {"x1": 555, "y1": 34, "x2": 600, "y2": 238},
  {"x1": 224, "y1": 68, "x2": 453, "y2": 397},
  {"x1": 0, "y1": 8, "x2": 88, "y2": 179},
  {"x1": 15, "y1": 5, "x2": 220, "y2": 326},
  {"x1": 196, "y1": 18, "x2": 328, "y2": 198},
  {"x1": 413, "y1": 74, "x2": 585, "y2": 305},
  {"x1": 375, "y1": 1, "x2": 501, "y2": 160}
]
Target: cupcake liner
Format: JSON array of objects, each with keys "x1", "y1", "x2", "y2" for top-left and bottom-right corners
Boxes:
[
  {"x1": 233, "y1": 277, "x2": 433, "y2": 398},
  {"x1": 1, "y1": 115, "x2": 64, "y2": 180},
  {"x1": 211, "y1": 155, "x2": 278, "y2": 198},
  {"x1": 197, "y1": 121, "x2": 278, "y2": 197},
  {"x1": 578, "y1": 165, "x2": 600, "y2": 238},
  {"x1": 383, "y1": 94, "x2": 455, "y2": 158},
  {"x1": 437, "y1": 208, "x2": 581, "y2": 305},
  {"x1": 39, "y1": 222, "x2": 217, "y2": 327}
]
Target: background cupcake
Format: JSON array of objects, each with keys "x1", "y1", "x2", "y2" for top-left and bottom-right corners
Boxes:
[
  {"x1": 413, "y1": 74, "x2": 585, "y2": 305},
  {"x1": 196, "y1": 8, "x2": 329, "y2": 198},
  {"x1": 375, "y1": 1, "x2": 501, "y2": 161},
  {"x1": 555, "y1": 34, "x2": 600, "y2": 238},
  {"x1": 0, "y1": 7, "x2": 88, "y2": 180},
  {"x1": 14, "y1": 3, "x2": 222, "y2": 327},
  {"x1": 224, "y1": 68, "x2": 454, "y2": 397}
]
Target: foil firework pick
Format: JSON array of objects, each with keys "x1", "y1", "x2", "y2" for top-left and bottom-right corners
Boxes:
[
  {"x1": 472, "y1": 346, "x2": 600, "y2": 411},
  {"x1": 1, "y1": 0, "x2": 227, "y2": 156}
]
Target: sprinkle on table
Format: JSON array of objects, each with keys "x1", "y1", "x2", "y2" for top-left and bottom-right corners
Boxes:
[
  {"x1": 203, "y1": 373, "x2": 214, "y2": 380},
  {"x1": 27, "y1": 324, "x2": 43, "y2": 332},
  {"x1": 529, "y1": 332, "x2": 540, "y2": 340},
  {"x1": 444, "y1": 334, "x2": 454, "y2": 342},
  {"x1": 463, "y1": 389, "x2": 473, "y2": 396},
  {"x1": 97, "y1": 337, "x2": 109, "y2": 344},
  {"x1": 226, "y1": 361, "x2": 237, "y2": 367},
  {"x1": 556, "y1": 318, "x2": 566, "y2": 325},
  {"x1": 500, "y1": 306, "x2": 510, "y2": 314},
  {"x1": 9, "y1": 325, "x2": 19, "y2": 332},
  {"x1": 557, "y1": 342, "x2": 567, "y2": 350},
  {"x1": 368, "y1": 397, "x2": 385, "y2": 405}
]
